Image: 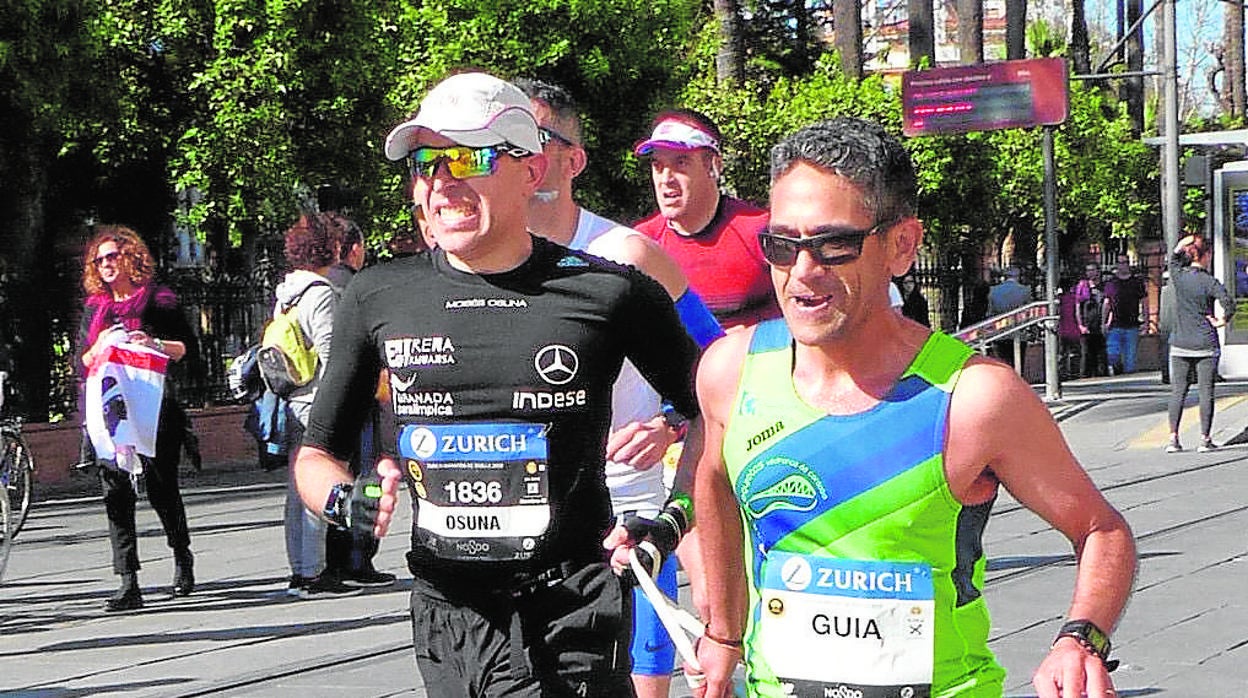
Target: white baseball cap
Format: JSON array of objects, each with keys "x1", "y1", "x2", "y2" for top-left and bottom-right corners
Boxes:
[{"x1": 384, "y1": 72, "x2": 543, "y2": 161}]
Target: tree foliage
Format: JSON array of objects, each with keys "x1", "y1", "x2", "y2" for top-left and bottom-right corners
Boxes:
[
  {"x1": 0, "y1": 0, "x2": 1174, "y2": 417},
  {"x1": 678, "y1": 51, "x2": 1156, "y2": 265}
]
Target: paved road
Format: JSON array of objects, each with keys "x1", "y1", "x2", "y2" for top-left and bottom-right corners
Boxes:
[{"x1": 2, "y1": 373, "x2": 1247, "y2": 696}]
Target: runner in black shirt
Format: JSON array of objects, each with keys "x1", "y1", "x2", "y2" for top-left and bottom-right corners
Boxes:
[{"x1": 295, "y1": 72, "x2": 700, "y2": 697}]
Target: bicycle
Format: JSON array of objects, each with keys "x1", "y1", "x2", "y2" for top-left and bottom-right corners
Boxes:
[{"x1": 0, "y1": 370, "x2": 34, "y2": 542}]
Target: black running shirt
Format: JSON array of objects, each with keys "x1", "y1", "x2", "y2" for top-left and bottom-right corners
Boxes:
[{"x1": 304, "y1": 235, "x2": 700, "y2": 580}]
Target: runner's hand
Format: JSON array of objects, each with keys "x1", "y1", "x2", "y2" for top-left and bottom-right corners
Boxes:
[
  {"x1": 695, "y1": 636, "x2": 741, "y2": 698},
  {"x1": 356, "y1": 457, "x2": 403, "y2": 539},
  {"x1": 605, "y1": 415, "x2": 678, "y2": 470},
  {"x1": 1032, "y1": 637, "x2": 1116, "y2": 698},
  {"x1": 603, "y1": 522, "x2": 636, "y2": 575}
]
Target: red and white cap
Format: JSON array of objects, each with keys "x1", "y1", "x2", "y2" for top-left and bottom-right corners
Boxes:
[{"x1": 633, "y1": 118, "x2": 720, "y2": 156}]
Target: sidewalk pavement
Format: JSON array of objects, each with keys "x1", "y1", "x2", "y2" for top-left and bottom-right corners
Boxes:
[{"x1": 3, "y1": 370, "x2": 1247, "y2": 696}]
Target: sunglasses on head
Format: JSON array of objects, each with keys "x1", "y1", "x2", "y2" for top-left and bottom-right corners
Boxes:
[
  {"x1": 407, "y1": 144, "x2": 532, "y2": 180},
  {"x1": 93, "y1": 250, "x2": 122, "y2": 267},
  {"x1": 758, "y1": 219, "x2": 897, "y2": 267}
]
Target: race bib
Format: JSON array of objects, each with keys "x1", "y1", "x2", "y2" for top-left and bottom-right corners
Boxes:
[
  {"x1": 756, "y1": 552, "x2": 935, "y2": 698},
  {"x1": 397, "y1": 422, "x2": 551, "y2": 562}
]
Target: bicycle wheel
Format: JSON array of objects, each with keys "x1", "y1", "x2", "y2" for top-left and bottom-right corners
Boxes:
[
  {"x1": 0, "y1": 485, "x2": 10, "y2": 581},
  {"x1": 1, "y1": 431, "x2": 33, "y2": 540}
]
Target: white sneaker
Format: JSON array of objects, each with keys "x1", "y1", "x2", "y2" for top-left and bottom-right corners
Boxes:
[
  {"x1": 1197, "y1": 440, "x2": 1217, "y2": 453},
  {"x1": 1165, "y1": 441, "x2": 1183, "y2": 454}
]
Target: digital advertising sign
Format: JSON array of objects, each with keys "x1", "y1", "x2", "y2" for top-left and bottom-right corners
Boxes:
[{"x1": 902, "y1": 58, "x2": 1069, "y2": 137}]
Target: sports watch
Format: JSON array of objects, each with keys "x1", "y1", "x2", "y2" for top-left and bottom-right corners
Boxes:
[
  {"x1": 660, "y1": 402, "x2": 688, "y2": 435},
  {"x1": 1054, "y1": 619, "x2": 1118, "y2": 671},
  {"x1": 322, "y1": 482, "x2": 354, "y2": 530}
]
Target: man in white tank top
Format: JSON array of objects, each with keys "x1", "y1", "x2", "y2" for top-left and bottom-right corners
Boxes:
[{"x1": 518, "y1": 78, "x2": 719, "y2": 698}]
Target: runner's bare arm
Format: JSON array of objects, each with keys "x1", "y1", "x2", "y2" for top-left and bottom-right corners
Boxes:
[
  {"x1": 692, "y1": 333, "x2": 751, "y2": 697},
  {"x1": 946, "y1": 358, "x2": 1136, "y2": 698},
  {"x1": 294, "y1": 445, "x2": 401, "y2": 538},
  {"x1": 593, "y1": 230, "x2": 700, "y2": 468},
  {"x1": 598, "y1": 231, "x2": 690, "y2": 299}
]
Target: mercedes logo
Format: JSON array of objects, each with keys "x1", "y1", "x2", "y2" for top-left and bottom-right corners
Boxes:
[{"x1": 534, "y1": 344, "x2": 578, "y2": 385}]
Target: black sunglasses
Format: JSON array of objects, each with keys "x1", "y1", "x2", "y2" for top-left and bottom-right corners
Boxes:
[
  {"x1": 93, "y1": 250, "x2": 122, "y2": 267},
  {"x1": 758, "y1": 219, "x2": 898, "y2": 267},
  {"x1": 538, "y1": 127, "x2": 576, "y2": 148}
]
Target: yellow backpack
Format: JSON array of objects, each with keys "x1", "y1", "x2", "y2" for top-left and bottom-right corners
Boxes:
[{"x1": 256, "y1": 282, "x2": 328, "y2": 397}]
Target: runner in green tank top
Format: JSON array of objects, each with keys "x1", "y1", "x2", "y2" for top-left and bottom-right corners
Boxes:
[{"x1": 690, "y1": 118, "x2": 1136, "y2": 698}]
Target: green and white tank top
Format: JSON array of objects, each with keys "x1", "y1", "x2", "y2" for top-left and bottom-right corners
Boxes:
[{"x1": 723, "y1": 319, "x2": 1005, "y2": 697}]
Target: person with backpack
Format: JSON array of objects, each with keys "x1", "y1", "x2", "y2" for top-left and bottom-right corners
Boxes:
[
  {"x1": 319, "y1": 217, "x2": 397, "y2": 589},
  {"x1": 1075, "y1": 262, "x2": 1108, "y2": 378},
  {"x1": 273, "y1": 211, "x2": 359, "y2": 599}
]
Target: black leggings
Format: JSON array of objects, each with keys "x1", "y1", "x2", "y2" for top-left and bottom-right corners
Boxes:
[{"x1": 1168, "y1": 355, "x2": 1217, "y2": 439}]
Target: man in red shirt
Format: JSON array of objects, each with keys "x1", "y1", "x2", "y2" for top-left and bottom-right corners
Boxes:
[{"x1": 632, "y1": 109, "x2": 779, "y2": 329}]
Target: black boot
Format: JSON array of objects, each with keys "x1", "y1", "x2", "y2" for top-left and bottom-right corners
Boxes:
[
  {"x1": 105, "y1": 572, "x2": 143, "y2": 612},
  {"x1": 173, "y1": 549, "x2": 195, "y2": 596}
]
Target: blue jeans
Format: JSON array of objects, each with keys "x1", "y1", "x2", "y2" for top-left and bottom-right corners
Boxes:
[
  {"x1": 283, "y1": 407, "x2": 325, "y2": 578},
  {"x1": 1105, "y1": 327, "x2": 1140, "y2": 373}
]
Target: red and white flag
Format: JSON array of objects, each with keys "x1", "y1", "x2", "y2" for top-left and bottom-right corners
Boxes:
[{"x1": 85, "y1": 333, "x2": 168, "y2": 471}]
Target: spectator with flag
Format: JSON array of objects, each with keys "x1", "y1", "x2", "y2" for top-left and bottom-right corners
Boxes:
[{"x1": 79, "y1": 225, "x2": 198, "y2": 612}]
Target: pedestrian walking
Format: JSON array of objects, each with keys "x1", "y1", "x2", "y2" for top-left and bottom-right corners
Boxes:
[
  {"x1": 274, "y1": 212, "x2": 362, "y2": 598},
  {"x1": 1075, "y1": 263, "x2": 1108, "y2": 377},
  {"x1": 1103, "y1": 254, "x2": 1148, "y2": 374},
  {"x1": 897, "y1": 271, "x2": 931, "y2": 327}
]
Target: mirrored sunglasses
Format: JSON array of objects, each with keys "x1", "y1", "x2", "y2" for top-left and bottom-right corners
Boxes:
[
  {"x1": 407, "y1": 144, "x2": 531, "y2": 180},
  {"x1": 758, "y1": 220, "x2": 897, "y2": 267}
]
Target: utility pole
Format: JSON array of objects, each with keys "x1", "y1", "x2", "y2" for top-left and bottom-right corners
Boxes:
[
  {"x1": 1043, "y1": 126, "x2": 1061, "y2": 401},
  {"x1": 1162, "y1": 0, "x2": 1181, "y2": 249}
]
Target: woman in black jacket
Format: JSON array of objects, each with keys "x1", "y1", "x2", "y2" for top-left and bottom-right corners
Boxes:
[
  {"x1": 897, "y1": 273, "x2": 931, "y2": 327},
  {"x1": 80, "y1": 225, "x2": 197, "y2": 611}
]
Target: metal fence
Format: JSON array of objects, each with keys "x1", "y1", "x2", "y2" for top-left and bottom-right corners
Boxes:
[
  {"x1": 910, "y1": 253, "x2": 1163, "y2": 334},
  {"x1": 168, "y1": 267, "x2": 275, "y2": 407}
]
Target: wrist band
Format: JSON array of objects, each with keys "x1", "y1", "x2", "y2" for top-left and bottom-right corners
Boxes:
[
  {"x1": 667, "y1": 491, "x2": 694, "y2": 528},
  {"x1": 702, "y1": 625, "x2": 743, "y2": 649}
]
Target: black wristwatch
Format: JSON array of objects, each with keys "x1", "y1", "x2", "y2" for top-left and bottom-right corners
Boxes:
[
  {"x1": 1054, "y1": 619, "x2": 1118, "y2": 671},
  {"x1": 660, "y1": 402, "x2": 688, "y2": 432},
  {"x1": 323, "y1": 482, "x2": 354, "y2": 530}
]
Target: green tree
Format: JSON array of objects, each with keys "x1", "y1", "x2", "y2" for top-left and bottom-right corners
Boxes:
[{"x1": 0, "y1": 0, "x2": 126, "y2": 419}]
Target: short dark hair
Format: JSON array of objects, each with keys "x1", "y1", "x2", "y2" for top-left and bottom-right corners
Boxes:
[
  {"x1": 770, "y1": 118, "x2": 916, "y2": 224},
  {"x1": 335, "y1": 217, "x2": 363, "y2": 263},
  {"x1": 512, "y1": 77, "x2": 582, "y2": 144}
]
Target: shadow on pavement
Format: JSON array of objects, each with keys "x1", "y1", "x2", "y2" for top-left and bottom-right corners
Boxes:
[
  {"x1": 7, "y1": 678, "x2": 194, "y2": 696},
  {"x1": 5, "y1": 611, "x2": 411, "y2": 656}
]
